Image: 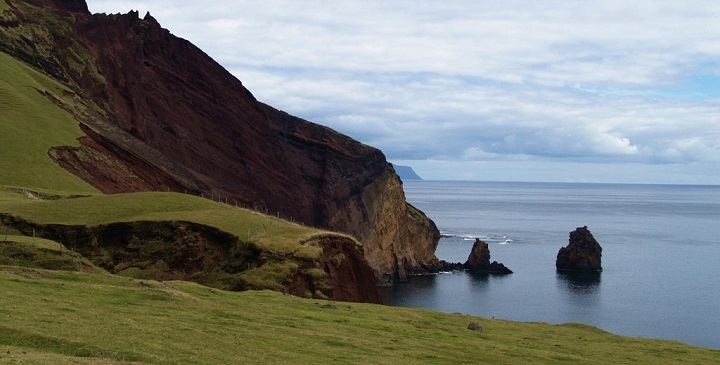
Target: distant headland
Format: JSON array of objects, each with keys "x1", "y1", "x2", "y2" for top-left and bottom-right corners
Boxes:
[{"x1": 392, "y1": 164, "x2": 423, "y2": 180}]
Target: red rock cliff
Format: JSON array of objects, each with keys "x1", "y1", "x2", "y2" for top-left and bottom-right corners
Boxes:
[{"x1": 2, "y1": 0, "x2": 441, "y2": 283}]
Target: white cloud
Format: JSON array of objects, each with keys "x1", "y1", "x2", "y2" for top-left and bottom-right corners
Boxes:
[{"x1": 87, "y1": 0, "x2": 720, "y2": 183}]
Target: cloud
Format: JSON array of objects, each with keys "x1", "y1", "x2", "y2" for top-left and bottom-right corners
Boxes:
[{"x1": 87, "y1": 0, "x2": 720, "y2": 183}]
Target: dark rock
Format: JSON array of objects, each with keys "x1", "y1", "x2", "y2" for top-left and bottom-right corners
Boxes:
[
  {"x1": 556, "y1": 226, "x2": 603, "y2": 272},
  {"x1": 24, "y1": 0, "x2": 90, "y2": 14},
  {"x1": 464, "y1": 239, "x2": 512, "y2": 274},
  {"x1": 420, "y1": 259, "x2": 464, "y2": 273},
  {"x1": 467, "y1": 322, "x2": 483, "y2": 332}
]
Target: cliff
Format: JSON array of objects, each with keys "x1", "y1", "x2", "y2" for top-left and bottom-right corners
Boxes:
[{"x1": 0, "y1": 0, "x2": 441, "y2": 285}]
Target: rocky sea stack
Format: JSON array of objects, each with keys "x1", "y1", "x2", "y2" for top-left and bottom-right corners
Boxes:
[
  {"x1": 464, "y1": 239, "x2": 513, "y2": 274},
  {"x1": 556, "y1": 226, "x2": 603, "y2": 272}
]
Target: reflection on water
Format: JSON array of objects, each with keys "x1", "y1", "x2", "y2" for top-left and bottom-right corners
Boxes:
[
  {"x1": 399, "y1": 274, "x2": 439, "y2": 291},
  {"x1": 556, "y1": 271, "x2": 601, "y2": 309},
  {"x1": 556, "y1": 271, "x2": 601, "y2": 292},
  {"x1": 467, "y1": 272, "x2": 490, "y2": 288},
  {"x1": 378, "y1": 274, "x2": 440, "y2": 307}
]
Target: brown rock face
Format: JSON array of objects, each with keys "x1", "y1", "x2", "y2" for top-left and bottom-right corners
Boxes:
[
  {"x1": 556, "y1": 226, "x2": 603, "y2": 272},
  {"x1": 2, "y1": 0, "x2": 441, "y2": 291},
  {"x1": 464, "y1": 239, "x2": 512, "y2": 274}
]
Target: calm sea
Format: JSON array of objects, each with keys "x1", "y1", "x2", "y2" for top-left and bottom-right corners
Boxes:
[{"x1": 379, "y1": 181, "x2": 720, "y2": 349}]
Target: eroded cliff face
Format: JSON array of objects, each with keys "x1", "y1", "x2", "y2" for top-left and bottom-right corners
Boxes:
[
  {"x1": 1, "y1": 214, "x2": 381, "y2": 303},
  {"x1": 1, "y1": 0, "x2": 441, "y2": 284}
]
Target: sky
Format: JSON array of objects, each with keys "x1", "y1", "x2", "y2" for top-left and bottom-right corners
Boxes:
[{"x1": 87, "y1": 1, "x2": 720, "y2": 184}]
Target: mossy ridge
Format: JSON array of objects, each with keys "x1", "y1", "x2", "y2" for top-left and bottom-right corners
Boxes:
[{"x1": 0, "y1": 267, "x2": 718, "y2": 365}]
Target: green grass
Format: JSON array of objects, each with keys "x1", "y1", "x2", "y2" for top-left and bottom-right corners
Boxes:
[
  {"x1": 0, "y1": 1, "x2": 8, "y2": 12},
  {"x1": 0, "y1": 267, "x2": 717, "y2": 365},
  {"x1": 0, "y1": 51, "x2": 99, "y2": 195},
  {"x1": 0, "y1": 191, "x2": 347, "y2": 256}
]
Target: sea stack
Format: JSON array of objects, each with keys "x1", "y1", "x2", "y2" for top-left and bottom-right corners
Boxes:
[
  {"x1": 464, "y1": 239, "x2": 513, "y2": 274},
  {"x1": 556, "y1": 226, "x2": 603, "y2": 272}
]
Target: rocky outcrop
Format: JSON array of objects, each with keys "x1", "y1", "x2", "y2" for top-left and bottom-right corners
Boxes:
[
  {"x1": 314, "y1": 235, "x2": 383, "y2": 303},
  {"x1": 556, "y1": 226, "x2": 603, "y2": 272},
  {"x1": 464, "y1": 239, "x2": 512, "y2": 274},
  {"x1": 1, "y1": 0, "x2": 442, "y2": 286}
]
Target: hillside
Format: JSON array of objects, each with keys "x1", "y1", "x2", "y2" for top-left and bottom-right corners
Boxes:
[
  {"x1": 0, "y1": 0, "x2": 442, "y2": 285},
  {"x1": 2, "y1": 266, "x2": 718, "y2": 364}
]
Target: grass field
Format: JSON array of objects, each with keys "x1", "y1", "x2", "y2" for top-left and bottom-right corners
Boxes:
[
  {"x1": 0, "y1": 266, "x2": 717, "y2": 365},
  {"x1": 0, "y1": 51, "x2": 99, "y2": 195}
]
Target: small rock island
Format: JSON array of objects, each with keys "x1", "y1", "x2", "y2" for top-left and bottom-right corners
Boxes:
[
  {"x1": 555, "y1": 226, "x2": 603, "y2": 272},
  {"x1": 464, "y1": 239, "x2": 513, "y2": 274}
]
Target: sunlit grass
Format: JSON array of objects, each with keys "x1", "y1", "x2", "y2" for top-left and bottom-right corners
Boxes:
[
  {"x1": 0, "y1": 51, "x2": 99, "y2": 195},
  {"x1": 0, "y1": 267, "x2": 717, "y2": 365}
]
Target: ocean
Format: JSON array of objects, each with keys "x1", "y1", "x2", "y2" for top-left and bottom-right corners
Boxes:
[{"x1": 378, "y1": 181, "x2": 720, "y2": 349}]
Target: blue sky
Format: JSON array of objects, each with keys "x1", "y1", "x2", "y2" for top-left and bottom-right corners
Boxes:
[{"x1": 89, "y1": 1, "x2": 720, "y2": 184}]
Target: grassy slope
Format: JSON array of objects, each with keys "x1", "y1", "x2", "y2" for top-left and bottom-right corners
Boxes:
[
  {"x1": 0, "y1": 1, "x2": 7, "y2": 12},
  {"x1": 0, "y1": 51, "x2": 99, "y2": 195},
  {"x1": 1, "y1": 267, "x2": 717, "y2": 365},
  {"x1": 0, "y1": 190, "x2": 334, "y2": 256}
]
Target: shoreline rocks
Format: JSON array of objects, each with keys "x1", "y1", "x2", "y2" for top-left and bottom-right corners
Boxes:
[
  {"x1": 405, "y1": 238, "x2": 513, "y2": 276},
  {"x1": 464, "y1": 239, "x2": 513, "y2": 274}
]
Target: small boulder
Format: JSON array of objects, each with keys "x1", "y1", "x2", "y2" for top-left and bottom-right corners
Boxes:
[
  {"x1": 467, "y1": 322, "x2": 483, "y2": 332},
  {"x1": 464, "y1": 239, "x2": 513, "y2": 274},
  {"x1": 556, "y1": 226, "x2": 603, "y2": 272}
]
